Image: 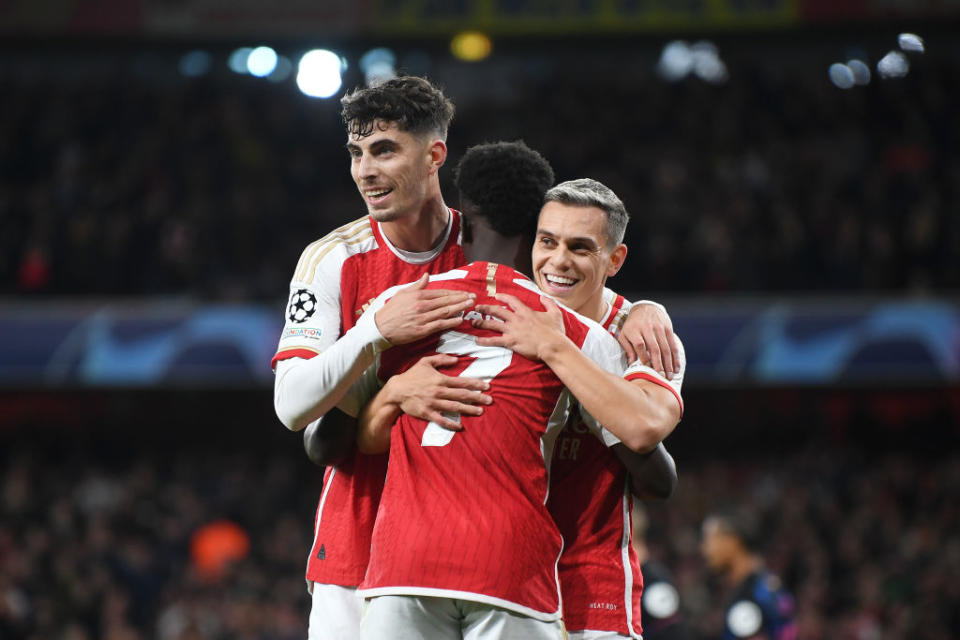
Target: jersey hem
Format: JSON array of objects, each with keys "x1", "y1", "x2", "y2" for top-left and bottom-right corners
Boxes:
[
  {"x1": 357, "y1": 585, "x2": 562, "y2": 622},
  {"x1": 623, "y1": 371, "x2": 684, "y2": 415},
  {"x1": 271, "y1": 347, "x2": 319, "y2": 370}
]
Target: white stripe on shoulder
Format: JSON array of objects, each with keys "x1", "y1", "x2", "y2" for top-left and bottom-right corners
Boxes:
[
  {"x1": 429, "y1": 269, "x2": 470, "y2": 282},
  {"x1": 294, "y1": 217, "x2": 374, "y2": 282}
]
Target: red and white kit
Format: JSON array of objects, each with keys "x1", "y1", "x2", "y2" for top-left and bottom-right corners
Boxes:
[
  {"x1": 358, "y1": 262, "x2": 627, "y2": 621},
  {"x1": 549, "y1": 289, "x2": 686, "y2": 638},
  {"x1": 272, "y1": 211, "x2": 464, "y2": 587}
]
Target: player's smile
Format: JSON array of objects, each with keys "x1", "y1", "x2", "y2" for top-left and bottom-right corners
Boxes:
[
  {"x1": 348, "y1": 120, "x2": 432, "y2": 222},
  {"x1": 532, "y1": 201, "x2": 625, "y2": 321},
  {"x1": 541, "y1": 272, "x2": 580, "y2": 294}
]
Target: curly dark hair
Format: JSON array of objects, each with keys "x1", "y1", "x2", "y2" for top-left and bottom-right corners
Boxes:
[
  {"x1": 340, "y1": 76, "x2": 455, "y2": 140},
  {"x1": 454, "y1": 141, "x2": 555, "y2": 238}
]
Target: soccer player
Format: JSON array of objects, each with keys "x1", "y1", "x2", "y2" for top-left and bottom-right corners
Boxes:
[
  {"x1": 271, "y1": 76, "x2": 487, "y2": 639},
  {"x1": 473, "y1": 178, "x2": 687, "y2": 640},
  {"x1": 700, "y1": 510, "x2": 798, "y2": 640},
  {"x1": 351, "y1": 168, "x2": 681, "y2": 639}
]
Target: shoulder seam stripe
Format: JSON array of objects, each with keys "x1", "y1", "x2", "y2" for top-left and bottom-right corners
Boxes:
[
  {"x1": 294, "y1": 217, "x2": 370, "y2": 280},
  {"x1": 295, "y1": 218, "x2": 370, "y2": 279},
  {"x1": 301, "y1": 229, "x2": 375, "y2": 282},
  {"x1": 295, "y1": 219, "x2": 373, "y2": 281}
]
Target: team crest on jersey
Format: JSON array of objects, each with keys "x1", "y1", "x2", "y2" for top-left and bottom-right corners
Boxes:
[{"x1": 288, "y1": 289, "x2": 318, "y2": 323}]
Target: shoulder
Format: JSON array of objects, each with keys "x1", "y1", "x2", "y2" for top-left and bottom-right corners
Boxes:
[{"x1": 292, "y1": 216, "x2": 377, "y2": 284}]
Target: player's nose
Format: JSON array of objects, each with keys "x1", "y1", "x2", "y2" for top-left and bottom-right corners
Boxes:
[{"x1": 356, "y1": 153, "x2": 378, "y2": 180}]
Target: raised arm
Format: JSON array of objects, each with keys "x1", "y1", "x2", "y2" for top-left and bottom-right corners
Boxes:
[
  {"x1": 273, "y1": 274, "x2": 477, "y2": 432},
  {"x1": 474, "y1": 293, "x2": 684, "y2": 454}
]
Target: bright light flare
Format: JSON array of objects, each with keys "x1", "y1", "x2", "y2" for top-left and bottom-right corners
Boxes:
[
  {"x1": 297, "y1": 49, "x2": 344, "y2": 98},
  {"x1": 247, "y1": 46, "x2": 278, "y2": 77}
]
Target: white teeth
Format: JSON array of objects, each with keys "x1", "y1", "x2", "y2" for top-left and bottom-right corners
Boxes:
[
  {"x1": 366, "y1": 189, "x2": 391, "y2": 198},
  {"x1": 545, "y1": 274, "x2": 576, "y2": 286}
]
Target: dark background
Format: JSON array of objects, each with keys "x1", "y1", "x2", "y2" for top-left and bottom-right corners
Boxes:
[{"x1": 2, "y1": 1, "x2": 959, "y2": 638}]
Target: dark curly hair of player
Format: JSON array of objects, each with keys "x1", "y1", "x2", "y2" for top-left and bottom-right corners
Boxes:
[
  {"x1": 454, "y1": 141, "x2": 555, "y2": 239},
  {"x1": 340, "y1": 76, "x2": 455, "y2": 140}
]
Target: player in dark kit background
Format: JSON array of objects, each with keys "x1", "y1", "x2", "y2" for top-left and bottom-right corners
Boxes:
[{"x1": 701, "y1": 510, "x2": 798, "y2": 640}]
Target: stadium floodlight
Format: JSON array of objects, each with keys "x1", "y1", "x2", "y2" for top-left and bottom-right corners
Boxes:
[
  {"x1": 179, "y1": 50, "x2": 212, "y2": 78},
  {"x1": 247, "y1": 46, "x2": 279, "y2": 78},
  {"x1": 877, "y1": 51, "x2": 909, "y2": 79},
  {"x1": 451, "y1": 31, "x2": 492, "y2": 62},
  {"x1": 828, "y1": 63, "x2": 855, "y2": 89},
  {"x1": 360, "y1": 48, "x2": 397, "y2": 87},
  {"x1": 846, "y1": 60, "x2": 871, "y2": 85},
  {"x1": 656, "y1": 41, "x2": 693, "y2": 82},
  {"x1": 898, "y1": 33, "x2": 925, "y2": 54},
  {"x1": 228, "y1": 47, "x2": 254, "y2": 74},
  {"x1": 267, "y1": 56, "x2": 294, "y2": 83},
  {"x1": 691, "y1": 40, "x2": 728, "y2": 84},
  {"x1": 297, "y1": 49, "x2": 345, "y2": 98}
]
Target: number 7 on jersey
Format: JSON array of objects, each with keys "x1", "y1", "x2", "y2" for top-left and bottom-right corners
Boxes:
[{"x1": 421, "y1": 330, "x2": 513, "y2": 447}]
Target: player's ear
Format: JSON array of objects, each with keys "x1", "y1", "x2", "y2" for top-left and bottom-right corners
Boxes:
[
  {"x1": 606, "y1": 244, "x2": 628, "y2": 277},
  {"x1": 427, "y1": 139, "x2": 447, "y2": 174}
]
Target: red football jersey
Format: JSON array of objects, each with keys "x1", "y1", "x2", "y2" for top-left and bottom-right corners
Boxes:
[
  {"x1": 273, "y1": 211, "x2": 465, "y2": 587},
  {"x1": 358, "y1": 262, "x2": 626, "y2": 621},
  {"x1": 549, "y1": 290, "x2": 685, "y2": 637}
]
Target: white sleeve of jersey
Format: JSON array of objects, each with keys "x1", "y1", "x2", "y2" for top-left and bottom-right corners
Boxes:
[
  {"x1": 575, "y1": 324, "x2": 630, "y2": 447},
  {"x1": 272, "y1": 242, "x2": 392, "y2": 431},
  {"x1": 623, "y1": 335, "x2": 686, "y2": 414}
]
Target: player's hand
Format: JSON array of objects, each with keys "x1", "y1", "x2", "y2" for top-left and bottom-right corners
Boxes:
[
  {"x1": 618, "y1": 303, "x2": 679, "y2": 379},
  {"x1": 473, "y1": 293, "x2": 567, "y2": 361},
  {"x1": 374, "y1": 274, "x2": 475, "y2": 345},
  {"x1": 391, "y1": 354, "x2": 492, "y2": 431}
]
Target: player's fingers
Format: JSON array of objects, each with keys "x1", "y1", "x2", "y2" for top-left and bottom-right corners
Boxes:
[
  {"x1": 408, "y1": 273, "x2": 429, "y2": 289},
  {"x1": 417, "y1": 354, "x2": 459, "y2": 369},
  {"x1": 423, "y1": 316, "x2": 469, "y2": 335},
  {"x1": 419, "y1": 299, "x2": 474, "y2": 324},
  {"x1": 426, "y1": 412, "x2": 464, "y2": 431},
  {"x1": 475, "y1": 335, "x2": 510, "y2": 348},
  {"x1": 432, "y1": 398, "x2": 485, "y2": 417},
  {"x1": 435, "y1": 387, "x2": 492, "y2": 405},
  {"x1": 643, "y1": 328, "x2": 665, "y2": 376},
  {"x1": 436, "y1": 375, "x2": 490, "y2": 391},
  {"x1": 471, "y1": 317, "x2": 507, "y2": 334},
  {"x1": 493, "y1": 293, "x2": 528, "y2": 313},
  {"x1": 616, "y1": 331, "x2": 638, "y2": 364},
  {"x1": 473, "y1": 303, "x2": 511, "y2": 321},
  {"x1": 415, "y1": 288, "x2": 475, "y2": 302},
  {"x1": 653, "y1": 325, "x2": 676, "y2": 379}
]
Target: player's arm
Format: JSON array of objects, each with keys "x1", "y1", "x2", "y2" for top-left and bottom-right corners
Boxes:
[
  {"x1": 274, "y1": 274, "x2": 476, "y2": 432},
  {"x1": 612, "y1": 442, "x2": 678, "y2": 500},
  {"x1": 302, "y1": 409, "x2": 357, "y2": 467},
  {"x1": 474, "y1": 293, "x2": 682, "y2": 453},
  {"x1": 356, "y1": 355, "x2": 492, "y2": 454},
  {"x1": 613, "y1": 292, "x2": 681, "y2": 380}
]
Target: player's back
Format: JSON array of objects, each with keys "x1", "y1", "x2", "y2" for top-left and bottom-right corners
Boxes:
[{"x1": 360, "y1": 262, "x2": 624, "y2": 620}]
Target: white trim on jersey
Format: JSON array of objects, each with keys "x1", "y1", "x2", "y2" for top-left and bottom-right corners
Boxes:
[
  {"x1": 378, "y1": 208, "x2": 455, "y2": 264},
  {"x1": 307, "y1": 467, "x2": 337, "y2": 592},
  {"x1": 357, "y1": 586, "x2": 563, "y2": 623},
  {"x1": 620, "y1": 483, "x2": 642, "y2": 640}
]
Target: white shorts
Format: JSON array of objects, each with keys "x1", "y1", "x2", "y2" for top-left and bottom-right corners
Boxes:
[
  {"x1": 567, "y1": 631, "x2": 632, "y2": 640},
  {"x1": 307, "y1": 583, "x2": 363, "y2": 640},
  {"x1": 360, "y1": 594, "x2": 567, "y2": 640}
]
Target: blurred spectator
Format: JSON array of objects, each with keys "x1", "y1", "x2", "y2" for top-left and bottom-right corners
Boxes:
[{"x1": 1, "y1": 43, "x2": 957, "y2": 299}]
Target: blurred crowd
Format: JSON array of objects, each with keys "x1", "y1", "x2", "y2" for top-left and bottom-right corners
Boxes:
[
  {"x1": 644, "y1": 449, "x2": 960, "y2": 640},
  {"x1": 3, "y1": 433, "x2": 957, "y2": 639},
  {"x1": 1, "y1": 44, "x2": 958, "y2": 300},
  {"x1": 0, "y1": 443, "x2": 315, "y2": 640}
]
